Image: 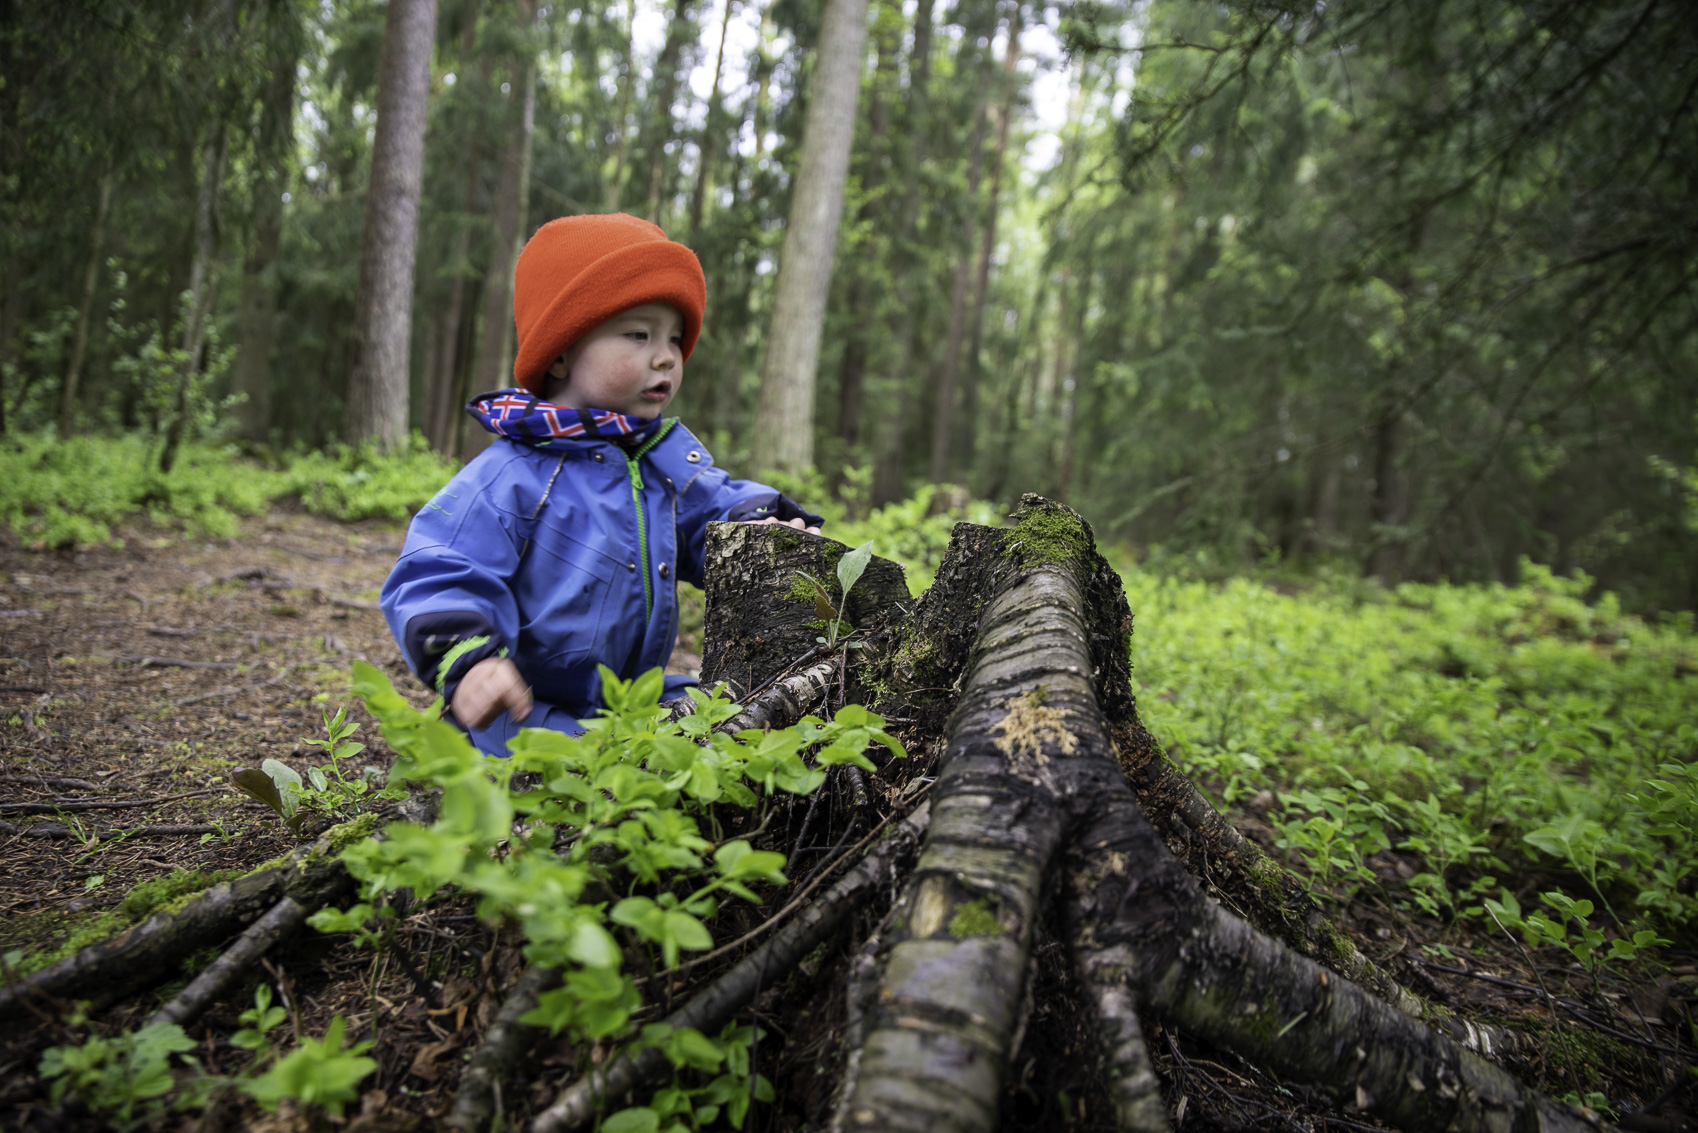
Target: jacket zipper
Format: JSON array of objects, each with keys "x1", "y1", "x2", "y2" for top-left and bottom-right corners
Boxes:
[{"x1": 625, "y1": 418, "x2": 677, "y2": 622}]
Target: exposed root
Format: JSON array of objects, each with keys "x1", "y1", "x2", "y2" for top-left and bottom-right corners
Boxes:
[
  {"x1": 446, "y1": 962, "x2": 563, "y2": 1133},
  {"x1": 0, "y1": 835, "x2": 352, "y2": 1033},
  {"x1": 148, "y1": 894, "x2": 310, "y2": 1028}
]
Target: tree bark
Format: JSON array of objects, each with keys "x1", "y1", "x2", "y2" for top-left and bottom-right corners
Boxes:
[
  {"x1": 348, "y1": 0, "x2": 439, "y2": 451},
  {"x1": 750, "y1": 0, "x2": 871, "y2": 474},
  {"x1": 234, "y1": 51, "x2": 299, "y2": 445},
  {"x1": 471, "y1": 0, "x2": 539, "y2": 395},
  {"x1": 605, "y1": 0, "x2": 638, "y2": 210},
  {"x1": 159, "y1": 124, "x2": 228, "y2": 473},
  {"x1": 834, "y1": 498, "x2": 1590, "y2": 1133},
  {"x1": 56, "y1": 170, "x2": 113, "y2": 438},
  {"x1": 869, "y1": 0, "x2": 932, "y2": 503},
  {"x1": 688, "y1": 0, "x2": 737, "y2": 234},
  {"x1": 926, "y1": 12, "x2": 995, "y2": 485},
  {"x1": 698, "y1": 521, "x2": 908, "y2": 696},
  {"x1": 0, "y1": 840, "x2": 352, "y2": 1035},
  {"x1": 639, "y1": 0, "x2": 697, "y2": 225},
  {"x1": 958, "y1": 8, "x2": 1021, "y2": 480}
]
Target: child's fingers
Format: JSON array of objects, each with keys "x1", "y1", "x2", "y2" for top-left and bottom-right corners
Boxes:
[{"x1": 505, "y1": 674, "x2": 533, "y2": 722}]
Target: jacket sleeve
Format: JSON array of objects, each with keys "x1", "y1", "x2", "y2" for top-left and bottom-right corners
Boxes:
[
  {"x1": 673, "y1": 467, "x2": 824, "y2": 588},
  {"x1": 381, "y1": 473, "x2": 527, "y2": 708}
]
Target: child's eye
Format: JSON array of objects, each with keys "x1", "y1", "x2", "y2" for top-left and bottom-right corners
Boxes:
[{"x1": 626, "y1": 330, "x2": 649, "y2": 342}]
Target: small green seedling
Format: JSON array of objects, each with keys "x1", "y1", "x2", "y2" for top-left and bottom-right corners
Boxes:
[
  {"x1": 241, "y1": 1015, "x2": 376, "y2": 1117},
  {"x1": 232, "y1": 707, "x2": 402, "y2": 836},
  {"x1": 231, "y1": 984, "x2": 289, "y2": 1061},
  {"x1": 231, "y1": 760, "x2": 307, "y2": 834},
  {"x1": 38, "y1": 1022, "x2": 197, "y2": 1126},
  {"x1": 793, "y1": 540, "x2": 875, "y2": 651}
]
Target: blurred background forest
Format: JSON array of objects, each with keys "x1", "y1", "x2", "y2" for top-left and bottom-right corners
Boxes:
[{"x1": 4, "y1": 0, "x2": 1696, "y2": 607}]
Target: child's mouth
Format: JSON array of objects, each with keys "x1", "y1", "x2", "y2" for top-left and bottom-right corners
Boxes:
[{"x1": 641, "y1": 384, "x2": 671, "y2": 402}]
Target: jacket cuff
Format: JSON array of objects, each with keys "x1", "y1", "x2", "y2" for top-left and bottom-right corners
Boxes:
[
  {"x1": 437, "y1": 637, "x2": 506, "y2": 712},
  {"x1": 725, "y1": 492, "x2": 824, "y2": 529}
]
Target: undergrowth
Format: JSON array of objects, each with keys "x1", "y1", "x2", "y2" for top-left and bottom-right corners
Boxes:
[
  {"x1": 1123, "y1": 559, "x2": 1698, "y2": 963},
  {"x1": 0, "y1": 432, "x2": 457, "y2": 547}
]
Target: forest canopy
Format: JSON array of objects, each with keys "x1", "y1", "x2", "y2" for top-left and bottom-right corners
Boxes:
[{"x1": 2, "y1": 0, "x2": 1695, "y2": 606}]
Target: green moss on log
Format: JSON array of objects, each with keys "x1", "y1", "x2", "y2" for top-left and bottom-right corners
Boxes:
[
  {"x1": 1003, "y1": 506, "x2": 1089, "y2": 567},
  {"x1": 5, "y1": 868, "x2": 243, "y2": 978},
  {"x1": 948, "y1": 899, "x2": 1005, "y2": 939}
]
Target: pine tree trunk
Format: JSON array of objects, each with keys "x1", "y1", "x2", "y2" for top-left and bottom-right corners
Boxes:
[
  {"x1": 751, "y1": 0, "x2": 871, "y2": 475},
  {"x1": 159, "y1": 125, "x2": 228, "y2": 474},
  {"x1": 347, "y1": 0, "x2": 439, "y2": 451},
  {"x1": 234, "y1": 53, "x2": 298, "y2": 445},
  {"x1": 606, "y1": 0, "x2": 637, "y2": 211},
  {"x1": 426, "y1": 6, "x2": 486, "y2": 452},
  {"x1": 927, "y1": 100, "x2": 987, "y2": 485},
  {"x1": 688, "y1": 0, "x2": 737, "y2": 234},
  {"x1": 640, "y1": 0, "x2": 696, "y2": 225},
  {"x1": 958, "y1": 10, "x2": 1020, "y2": 481},
  {"x1": 56, "y1": 170, "x2": 113, "y2": 438},
  {"x1": 472, "y1": 2, "x2": 539, "y2": 395},
  {"x1": 870, "y1": 0, "x2": 931, "y2": 503}
]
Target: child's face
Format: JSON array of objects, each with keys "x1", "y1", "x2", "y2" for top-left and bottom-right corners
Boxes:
[{"x1": 544, "y1": 303, "x2": 685, "y2": 419}]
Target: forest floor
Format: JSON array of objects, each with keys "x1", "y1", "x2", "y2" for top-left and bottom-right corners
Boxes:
[{"x1": 0, "y1": 506, "x2": 1690, "y2": 1131}]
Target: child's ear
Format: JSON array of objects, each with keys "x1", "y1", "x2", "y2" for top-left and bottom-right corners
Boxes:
[{"x1": 546, "y1": 353, "x2": 569, "y2": 379}]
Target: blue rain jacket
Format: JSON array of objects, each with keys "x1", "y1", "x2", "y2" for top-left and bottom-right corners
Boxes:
[{"x1": 382, "y1": 417, "x2": 814, "y2": 755}]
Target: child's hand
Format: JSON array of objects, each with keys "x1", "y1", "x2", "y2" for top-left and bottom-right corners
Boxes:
[
  {"x1": 750, "y1": 515, "x2": 821, "y2": 535},
  {"x1": 452, "y1": 657, "x2": 533, "y2": 729}
]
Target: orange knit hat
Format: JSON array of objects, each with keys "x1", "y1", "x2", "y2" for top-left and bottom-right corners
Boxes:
[{"x1": 511, "y1": 213, "x2": 707, "y2": 394}]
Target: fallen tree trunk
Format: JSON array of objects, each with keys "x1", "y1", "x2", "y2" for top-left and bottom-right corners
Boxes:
[{"x1": 0, "y1": 833, "x2": 354, "y2": 1033}]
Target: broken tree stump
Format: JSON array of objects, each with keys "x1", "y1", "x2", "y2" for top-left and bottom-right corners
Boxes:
[
  {"x1": 699, "y1": 521, "x2": 909, "y2": 694},
  {"x1": 826, "y1": 496, "x2": 1605, "y2": 1133}
]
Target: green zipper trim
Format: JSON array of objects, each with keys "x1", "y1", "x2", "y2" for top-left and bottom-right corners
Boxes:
[{"x1": 625, "y1": 418, "x2": 678, "y2": 622}]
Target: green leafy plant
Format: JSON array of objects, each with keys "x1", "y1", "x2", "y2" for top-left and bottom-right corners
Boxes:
[
  {"x1": 1483, "y1": 891, "x2": 1671, "y2": 972},
  {"x1": 230, "y1": 984, "x2": 290, "y2": 1061},
  {"x1": 241, "y1": 1014, "x2": 376, "y2": 1117},
  {"x1": 231, "y1": 708, "x2": 402, "y2": 835},
  {"x1": 38, "y1": 1022, "x2": 197, "y2": 1127},
  {"x1": 793, "y1": 539, "x2": 875, "y2": 650},
  {"x1": 321, "y1": 659, "x2": 904, "y2": 1130}
]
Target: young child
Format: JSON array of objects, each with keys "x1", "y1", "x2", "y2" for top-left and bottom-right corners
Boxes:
[{"x1": 382, "y1": 213, "x2": 821, "y2": 756}]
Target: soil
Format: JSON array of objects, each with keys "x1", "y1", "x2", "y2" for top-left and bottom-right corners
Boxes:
[{"x1": 0, "y1": 507, "x2": 1692, "y2": 1132}]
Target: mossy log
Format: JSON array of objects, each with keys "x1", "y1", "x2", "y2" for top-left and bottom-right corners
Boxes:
[{"x1": 0, "y1": 834, "x2": 355, "y2": 1034}]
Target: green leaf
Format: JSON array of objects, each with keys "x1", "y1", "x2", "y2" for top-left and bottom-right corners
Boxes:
[{"x1": 835, "y1": 540, "x2": 875, "y2": 602}]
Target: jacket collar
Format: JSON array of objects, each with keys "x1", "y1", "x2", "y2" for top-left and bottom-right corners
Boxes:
[{"x1": 466, "y1": 388, "x2": 665, "y2": 452}]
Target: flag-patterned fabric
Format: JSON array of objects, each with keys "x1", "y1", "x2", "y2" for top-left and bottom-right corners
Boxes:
[{"x1": 466, "y1": 388, "x2": 666, "y2": 451}]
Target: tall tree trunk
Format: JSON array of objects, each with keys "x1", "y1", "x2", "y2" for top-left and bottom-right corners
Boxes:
[
  {"x1": 870, "y1": 0, "x2": 932, "y2": 503},
  {"x1": 750, "y1": 1, "x2": 775, "y2": 159},
  {"x1": 1367, "y1": 396, "x2": 1406, "y2": 579},
  {"x1": 927, "y1": 99, "x2": 988, "y2": 485},
  {"x1": 234, "y1": 50, "x2": 299, "y2": 445},
  {"x1": 749, "y1": 0, "x2": 870, "y2": 474},
  {"x1": 472, "y1": 0, "x2": 539, "y2": 395},
  {"x1": 640, "y1": 0, "x2": 696, "y2": 224},
  {"x1": 347, "y1": 0, "x2": 439, "y2": 452},
  {"x1": 688, "y1": 0, "x2": 737, "y2": 234},
  {"x1": 834, "y1": 1, "x2": 898, "y2": 453},
  {"x1": 606, "y1": 0, "x2": 637, "y2": 211},
  {"x1": 425, "y1": 1, "x2": 486, "y2": 453},
  {"x1": 958, "y1": 7, "x2": 1021, "y2": 482},
  {"x1": 57, "y1": 171, "x2": 113, "y2": 438},
  {"x1": 159, "y1": 125, "x2": 228, "y2": 474}
]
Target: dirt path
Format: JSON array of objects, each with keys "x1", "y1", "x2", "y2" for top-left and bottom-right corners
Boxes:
[{"x1": 0, "y1": 507, "x2": 423, "y2": 946}]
